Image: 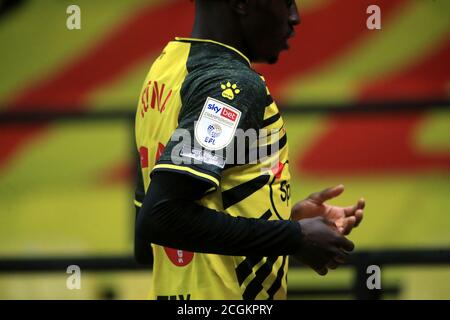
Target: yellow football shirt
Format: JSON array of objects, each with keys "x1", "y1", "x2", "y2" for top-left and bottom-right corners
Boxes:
[{"x1": 135, "y1": 38, "x2": 291, "y2": 300}]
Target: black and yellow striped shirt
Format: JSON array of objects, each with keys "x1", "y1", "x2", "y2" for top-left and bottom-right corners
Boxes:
[{"x1": 135, "y1": 38, "x2": 291, "y2": 300}]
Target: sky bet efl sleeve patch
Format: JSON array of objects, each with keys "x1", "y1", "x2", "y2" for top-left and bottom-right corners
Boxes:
[{"x1": 194, "y1": 97, "x2": 242, "y2": 151}]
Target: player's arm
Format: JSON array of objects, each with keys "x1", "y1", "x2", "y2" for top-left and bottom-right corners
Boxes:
[
  {"x1": 133, "y1": 157, "x2": 153, "y2": 265},
  {"x1": 136, "y1": 170, "x2": 354, "y2": 275},
  {"x1": 137, "y1": 170, "x2": 300, "y2": 256}
]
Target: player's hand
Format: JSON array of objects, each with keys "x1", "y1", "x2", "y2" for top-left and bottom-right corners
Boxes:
[
  {"x1": 291, "y1": 185, "x2": 364, "y2": 235},
  {"x1": 294, "y1": 217, "x2": 354, "y2": 276}
]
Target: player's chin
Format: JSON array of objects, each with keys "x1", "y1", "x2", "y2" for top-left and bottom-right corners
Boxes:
[
  {"x1": 257, "y1": 49, "x2": 283, "y2": 64},
  {"x1": 267, "y1": 44, "x2": 290, "y2": 64},
  {"x1": 266, "y1": 55, "x2": 279, "y2": 65},
  {"x1": 265, "y1": 50, "x2": 284, "y2": 64}
]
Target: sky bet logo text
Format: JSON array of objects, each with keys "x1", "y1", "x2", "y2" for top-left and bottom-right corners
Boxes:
[{"x1": 208, "y1": 103, "x2": 238, "y2": 122}]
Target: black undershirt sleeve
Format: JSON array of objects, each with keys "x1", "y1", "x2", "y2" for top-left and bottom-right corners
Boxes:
[{"x1": 135, "y1": 171, "x2": 303, "y2": 258}]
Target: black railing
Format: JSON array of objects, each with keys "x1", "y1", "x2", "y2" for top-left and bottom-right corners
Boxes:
[
  {"x1": 0, "y1": 99, "x2": 449, "y2": 124},
  {"x1": 0, "y1": 248, "x2": 449, "y2": 300}
]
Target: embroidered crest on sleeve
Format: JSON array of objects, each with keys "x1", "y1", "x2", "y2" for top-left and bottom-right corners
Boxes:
[{"x1": 221, "y1": 82, "x2": 240, "y2": 100}]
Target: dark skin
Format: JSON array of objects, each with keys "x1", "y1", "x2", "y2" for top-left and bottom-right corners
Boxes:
[
  {"x1": 181, "y1": 0, "x2": 365, "y2": 275},
  {"x1": 192, "y1": 0, "x2": 300, "y2": 64}
]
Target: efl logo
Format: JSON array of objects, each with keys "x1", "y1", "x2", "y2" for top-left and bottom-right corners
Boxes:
[{"x1": 221, "y1": 107, "x2": 238, "y2": 122}]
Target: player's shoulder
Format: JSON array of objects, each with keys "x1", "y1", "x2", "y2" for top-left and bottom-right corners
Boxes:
[
  {"x1": 182, "y1": 56, "x2": 267, "y2": 111},
  {"x1": 188, "y1": 69, "x2": 265, "y2": 100},
  {"x1": 184, "y1": 42, "x2": 265, "y2": 93}
]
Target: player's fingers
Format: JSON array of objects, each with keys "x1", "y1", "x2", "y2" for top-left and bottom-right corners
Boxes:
[
  {"x1": 326, "y1": 248, "x2": 348, "y2": 269},
  {"x1": 308, "y1": 185, "x2": 344, "y2": 204},
  {"x1": 314, "y1": 267, "x2": 329, "y2": 276},
  {"x1": 333, "y1": 253, "x2": 347, "y2": 264},
  {"x1": 354, "y1": 209, "x2": 364, "y2": 227},
  {"x1": 327, "y1": 260, "x2": 339, "y2": 270},
  {"x1": 330, "y1": 247, "x2": 348, "y2": 262},
  {"x1": 335, "y1": 235, "x2": 355, "y2": 252},
  {"x1": 358, "y1": 198, "x2": 366, "y2": 210},
  {"x1": 344, "y1": 198, "x2": 365, "y2": 217},
  {"x1": 322, "y1": 217, "x2": 339, "y2": 232},
  {"x1": 343, "y1": 216, "x2": 356, "y2": 235},
  {"x1": 344, "y1": 204, "x2": 357, "y2": 217}
]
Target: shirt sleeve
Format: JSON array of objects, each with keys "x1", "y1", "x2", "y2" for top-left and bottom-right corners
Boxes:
[
  {"x1": 152, "y1": 70, "x2": 267, "y2": 189},
  {"x1": 136, "y1": 170, "x2": 304, "y2": 257}
]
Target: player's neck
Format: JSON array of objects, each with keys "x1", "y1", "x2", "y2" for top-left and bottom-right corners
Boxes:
[{"x1": 191, "y1": 4, "x2": 248, "y2": 60}]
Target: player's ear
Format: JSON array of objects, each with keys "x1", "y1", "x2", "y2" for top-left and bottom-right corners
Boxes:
[{"x1": 229, "y1": 0, "x2": 249, "y2": 16}]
